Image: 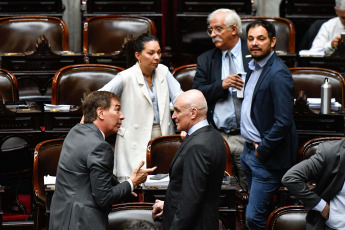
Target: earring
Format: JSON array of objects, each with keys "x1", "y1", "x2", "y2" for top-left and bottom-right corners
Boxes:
[{"x1": 138, "y1": 59, "x2": 141, "y2": 64}]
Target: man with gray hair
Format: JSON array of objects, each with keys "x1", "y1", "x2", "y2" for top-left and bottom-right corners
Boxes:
[
  {"x1": 152, "y1": 89, "x2": 227, "y2": 230},
  {"x1": 310, "y1": 0, "x2": 345, "y2": 53},
  {"x1": 193, "y1": 8, "x2": 250, "y2": 191}
]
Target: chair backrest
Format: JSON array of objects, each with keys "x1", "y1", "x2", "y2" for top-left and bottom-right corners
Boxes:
[
  {"x1": 83, "y1": 15, "x2": 157, "y2": 55},
  {"x1": 0, "y1": 68, "x2": 18, "y2": 102},
  {"x1": 265, "y1": 205, "x2": 307, "y2": 230},
  {"x1": 51, "y1": 64, "x2": 124, "y2": 106},
  {"x1": 0, "y1": 137, "x2": 30, "y2": 176},
  {"x1": 108, "y1": 202, "x2": 162, "y2": 230},
  {"x1": 0, "y1": 16, "x2": 68, "y2": 53},
  {"x1": 146, "y1": 134, "x2": 232, "y2": 175},
  {"x1": 172, "y1": 64, "x2": 196, "y2": 91},
  {"x1": 33, "y1": 138, "x2": 64, "y2": 206},
  {"x1": 297, "y1": 137, "x2": 345, "y2": 162},
  {"x1": 240, "y1": 17, "x2": 295, "y2": 53},
  {"x1": 33, "y1": 138, "x2": 64, "y2": 229},
  {"x1": 290, "y1": 67, "x2": 345, "y2": 108},
  {"x1": 298, "y1": 19, "x2": 327, "y2": 51}
]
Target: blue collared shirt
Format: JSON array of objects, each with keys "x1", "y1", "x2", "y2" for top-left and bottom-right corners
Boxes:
[
  {"x1": 188, "y1": 119, "x2": 209, "y2": 136},
  {"x1": 213, "y1": 38, "x2": 245, "y2": 133},
  {"x1": 241, "y1": 51, "x2": 274, "y2": 143},
  {"x1": 143, "y1": 73, "x2": 160, "y2": 125}
]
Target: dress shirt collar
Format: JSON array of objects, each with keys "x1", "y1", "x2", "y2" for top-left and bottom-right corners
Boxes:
[
  {"x1": 222, "y1": 37, "x2": 242, "y2": 59},
  {"x1": 99, "y1": 129, "x2": 105, "y2": 140},
  {"x1": 188, "y1": 119, "x2": 209, "y2": 136},
  {"x1": 249, "y1": 51, "x2": 274, "y2": 71}
]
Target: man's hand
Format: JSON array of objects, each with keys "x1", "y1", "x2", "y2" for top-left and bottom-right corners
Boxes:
[
  {"x1": 331, "y1": 35, "x2": 342, "y2": 49},
  {"x1": 253, "y1": 142, "x2": 264, "y2": 160},
  {"x1": 129, "y1": 161, "x2": 157, "y2": 187},
  {"x1": 222, "y1": 74, "x2": 244, "y2": 90},
  {"x1": 152, "y1": 200, "x2": 164, "y2": 220},
  {"x1": 321, "y1": 202, "x2": 330, "y2": 219}
]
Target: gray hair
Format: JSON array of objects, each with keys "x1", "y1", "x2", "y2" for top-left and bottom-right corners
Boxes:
[
  {"x1": 207, "y1": 8, "x2": 242, "y2": 35},
  {"x1": 336, "y1": 0, "x2": 345, "y2": 10}
]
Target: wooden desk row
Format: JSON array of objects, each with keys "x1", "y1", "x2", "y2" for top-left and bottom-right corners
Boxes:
[
  {"x1": 0, "y1": 36, "x2": 172, "y2": 104},
  {"x1": 1, "y1": 99, "x2": 345, "y2": 151},
  {"x1": 0, "y1": 103, "x2": 82, "y2": 150}
]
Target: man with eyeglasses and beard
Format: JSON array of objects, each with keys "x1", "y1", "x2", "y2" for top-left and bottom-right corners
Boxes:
[{"x1": 193, "y1": 8, "x2": 250, "y2": 192}]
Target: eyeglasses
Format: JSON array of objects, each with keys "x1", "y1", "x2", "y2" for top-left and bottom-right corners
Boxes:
[{"x1": 207, "y1": 25, "x2": 233, "y2": 36}]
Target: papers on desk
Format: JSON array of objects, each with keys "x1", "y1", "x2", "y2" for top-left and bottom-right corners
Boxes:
[
  {"x1": 299, "y1": 50, "x2": 324, "y2": 57},
  {"x1": 143, "y1": 174, "x2": 170, "y2": 188},
  {"x1": 44, "y1": 175, "x2": 56, "y2": 185},
  {"x1": 307, "y1": 98, "x2": 342, "y2": 111},
  {"x1": 44, "y1": 104, "x2": 72, "y2": 112}
]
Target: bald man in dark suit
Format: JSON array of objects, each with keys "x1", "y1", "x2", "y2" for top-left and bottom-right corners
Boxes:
[{"x1": 152, "y1": 90, "x2": 227, "y2": 230}]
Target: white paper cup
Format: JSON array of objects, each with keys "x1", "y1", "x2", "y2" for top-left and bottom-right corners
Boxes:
[{"x1": 236, "y1": 72, "x2": 247, "y2": 98}]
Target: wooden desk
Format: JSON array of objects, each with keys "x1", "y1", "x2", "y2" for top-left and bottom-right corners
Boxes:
[
  {"x1": 298, "y1": 56, "x2": 345, "y2": 75},
  {"x1": 294, "y1": 98, "x2": 345, "y2": 147},
  {"x1": 0, "y1": 36, "x2": 85, "y2": 103},
  {"x1": 0, "y1": 102, "x2": 43, "y2": 150},
  {"x1": 44, "y1": 110, "x2": 82, "y2": 139},
  {"x1": 141, "y1": 182, "x2": 239, "y2": 230}
]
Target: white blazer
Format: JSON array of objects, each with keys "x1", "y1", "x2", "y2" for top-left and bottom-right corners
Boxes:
[{"x1": 114, "y1": 63, "x2": 176, "y2": 177}]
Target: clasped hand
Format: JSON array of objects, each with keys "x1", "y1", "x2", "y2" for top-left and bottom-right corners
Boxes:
[{"x1": 152, "y1": 200, "x2": 164, "y2": 220}]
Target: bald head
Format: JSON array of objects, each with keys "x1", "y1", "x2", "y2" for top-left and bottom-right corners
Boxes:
[
  {"x1": 172, "y1": 90, "x2": 208, "y2": 132},
  {"x1": 179, "y1": 89, "x2": 208, "y2": 117}
]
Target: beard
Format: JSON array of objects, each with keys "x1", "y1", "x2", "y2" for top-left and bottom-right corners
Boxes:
[{"x1": 250, "y1": 47, "x2": 272, "y2": 61}]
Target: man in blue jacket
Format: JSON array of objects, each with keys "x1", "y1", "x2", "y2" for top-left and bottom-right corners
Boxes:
[{"x1": 240, "y1": 20, "x2": 298, "y2": 229}]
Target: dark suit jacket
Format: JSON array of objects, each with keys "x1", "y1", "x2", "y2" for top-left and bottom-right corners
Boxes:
[
  {"x1": 49, "y1": 123, "x2": 131, "y2": 230},
  {"x1": 192, "y1": 38, "x2": 250, "y2": 127},
  {"x1": 162, "y1": 125, "x2": 226, "y2": 230},
  {"x1": 246, "y1": 52, "x2": 298, "y2": 170},
  {"x1": 282, "y1": 139, "x2": 345, "y2": 230}
]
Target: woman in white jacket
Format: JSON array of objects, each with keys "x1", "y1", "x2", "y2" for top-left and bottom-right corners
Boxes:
[{"x1": 99, "y1": 34, "x2": 182, "y2": 178}]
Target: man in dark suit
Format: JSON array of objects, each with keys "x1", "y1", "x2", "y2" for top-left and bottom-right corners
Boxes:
[
  {"x1": 49, "y1": 91, "x2": 156, "y2": 230},
  {"x1": 193, "y1": 8, "x2": 250, "y2": 191},
  {"x1": 282, "y1": 139, "x2": 345, "y2": 230},
  {"x1": 240, "y1": 20, "x2": 298, "y2": 229},
  {"x1": 152, "y1": 89, "x2": 227, "y2": 230}
]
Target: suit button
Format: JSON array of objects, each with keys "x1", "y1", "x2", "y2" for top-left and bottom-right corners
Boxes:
[{"x1": 134, "y1": 124, "x2": 138, "y2": 129}]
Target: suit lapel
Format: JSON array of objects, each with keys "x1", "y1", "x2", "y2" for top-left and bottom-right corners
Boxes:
[
  {"x1": 135, "y1": 63, "x2": 153, "y2": 106},
  {"x1": 323, "y1": 142, "x2": 345, "y2": 200},
  {"x1": 252, "y1": 53, "x2": 276, "y2": 99},
  {"x1": 169, "y1": 135, "x2": 191, "y2": 175},
  {"x1": 211, "y1": 49, "x2": 222, "y2": 81},
  {"x1": 169, "y1": 126, "x2": 211, "y2": 174}
]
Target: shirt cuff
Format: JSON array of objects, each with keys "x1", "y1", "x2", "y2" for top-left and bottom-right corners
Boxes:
[
  {"x1": 313, "y1": 199, "x2": 327, "y2": 212},
  {"x1": 127, "y1": 179, "x2": 134, "y2": 192}
]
